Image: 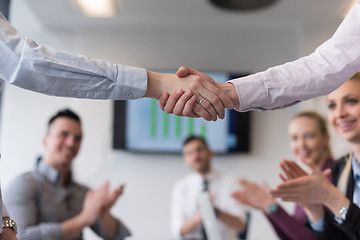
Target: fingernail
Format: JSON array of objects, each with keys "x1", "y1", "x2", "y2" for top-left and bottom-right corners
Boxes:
[
  {"x1": 185, "y1": 90, "x2": 192, "y2": 96},
  {"x1": 228, "y1": 103, "x2": 234, "y2": 109}
]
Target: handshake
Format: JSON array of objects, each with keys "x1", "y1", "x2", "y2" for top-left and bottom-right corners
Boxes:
[{"x1": 144, "y1": 66, "x2": 240, "y2": 121}]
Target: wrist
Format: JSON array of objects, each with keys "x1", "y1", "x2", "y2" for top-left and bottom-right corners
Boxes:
[
  {"x1": 145, "y1": 71, "x2": 176, "y2": 99},
  {"x1": 78, "y1": 213, "x2": 92, "y2": 228},
  {"x1": 325, "y1": 184, "x2": 350, "y2": 216},
  {"x1": 217, "y1": 82, "x2": 239, "y2": 109},
  {"x1": 265, "y1": 202, "x2": 278, "y2": 215}
]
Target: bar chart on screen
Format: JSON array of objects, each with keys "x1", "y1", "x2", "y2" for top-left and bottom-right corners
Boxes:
[{"x1": 126, "y1": 98, "x2": 228, "y2": 153}]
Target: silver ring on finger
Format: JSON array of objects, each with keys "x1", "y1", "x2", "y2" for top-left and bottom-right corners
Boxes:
[{"x1": 199, "y1": 97, "x2": 206, "y2": 105}]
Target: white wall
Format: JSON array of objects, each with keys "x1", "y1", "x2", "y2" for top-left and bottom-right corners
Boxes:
[{"x1": 0, "y1": 1, "x2": 347, "y2": 240}]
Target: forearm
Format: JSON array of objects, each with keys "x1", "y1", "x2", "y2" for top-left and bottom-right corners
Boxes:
[
  {"x1": 99, "y1": 211, "x2": 118, "y2": 240},
  {"x1": 229, "y1": 1, "x2": 360, "y2": 112},
  {"x1": 180, "y1": 215, "x2": 201, "y2": 236},
  {"x1": 0, "y1": 16, "x2": 147, "y2": 101},
  {"x1": 323, "y1": 185, "x2": 350, "y2": 217},
  {"x1": 61, "y1": 215, "x2": 87, "y2": 240},
  {"x1": 144, "y1": 71, "x2": 173, "y2": 99},
  {"x1": 216, "y1": 209, "x2": 245, "y2": 231},
  {"x1": 303, "y1": 204, "x2": 325, "y2": 223}
]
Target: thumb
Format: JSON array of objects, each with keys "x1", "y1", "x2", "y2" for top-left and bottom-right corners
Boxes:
[
  {"x1": 323, "y1": 168, "x2": 332, "y2": 178},
  {"x1": 176, "y1": 66, "x2": 200, "y2": 78}
]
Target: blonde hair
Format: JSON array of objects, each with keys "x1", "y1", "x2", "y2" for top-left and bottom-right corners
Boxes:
[
  {"x1": 291, "y1": 111, "x2": 332, "y2": 159},
  {"x1": 350, "y1": 71, "x2": 360, "y2": 81}
]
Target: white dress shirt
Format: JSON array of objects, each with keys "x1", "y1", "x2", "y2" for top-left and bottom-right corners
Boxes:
[
  {"x1": 171, "y1": 170, "x2": 245, "y2": 240},
  {"x1": 229, "y1": 0, "x2": 360, "y2": 112},
  {"x1": 0, "y1": 11, "x2": 148, "y2": 232}
]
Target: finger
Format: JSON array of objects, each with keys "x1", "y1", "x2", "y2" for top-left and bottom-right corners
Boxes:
[
  {"x1": 323, "y1": 168, "x2": 332, "y2": 178},
  {"x1": 193, "y1": 103, "x2": 212, "y2": 121},
  {"x1": 177, "y1": 67, "x2": 233, "y2": 118},
  {"x1": 195, "y1": 85, "x2": 223, "y2": 120},
  {"x1": 231, "y1": 191, "x2": 247, "y2": 202},
  {"x1": 279, "y1": 173, "x2": 287, "y2": 182},
  {"x1": 182, "y1": 95, "x2": 201, "y2": 118},
  {"x1": 280, "y1": 161, "x2": 297, "y2": 180},
  {"x1": 176, "y1": 66, "x2": 199, "y2": 78},
  {"x1": 158, "y1": 92, "x2": 170, "y2": 111},
  {"x1": 163, "y1": 89, "x2": 184, "y2": 114},
  {"x1": 283, "y1": 160, "x2": 307, "y2": 178},
  {"x1": 201, "y1": 80, "x2": 234, "y2": 118},
  {"x1": 173, "y1": 90, "x2": 196, "y2": 116},
  {"x1": 197, "y1": 97, "x2": 217, "y2": 121},
  {"x1": 239, "y1": 178, "x2": 251, "y2": 186}
]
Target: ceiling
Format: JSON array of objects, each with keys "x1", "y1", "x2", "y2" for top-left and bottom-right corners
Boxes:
[{"x1": 23, "y1": 0, "x2": 354, "y2": 30}]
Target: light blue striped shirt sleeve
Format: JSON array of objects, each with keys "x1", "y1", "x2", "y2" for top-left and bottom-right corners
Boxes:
[{"x1": 0, "y1": 12, "x2": 147, "y2": 101}]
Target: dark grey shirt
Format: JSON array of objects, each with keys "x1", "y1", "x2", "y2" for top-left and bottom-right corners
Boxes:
[{"x1": 3, "y1": 159, "x2": 131, "y2": 240}]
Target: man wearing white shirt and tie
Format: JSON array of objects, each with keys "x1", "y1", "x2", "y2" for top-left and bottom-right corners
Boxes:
[{"x1": 171, "y1": 136, "x2": 246, "y2": 240}]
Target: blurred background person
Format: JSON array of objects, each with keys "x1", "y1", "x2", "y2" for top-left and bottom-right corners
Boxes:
[
  {"x1": 171, "y1": 136, "x2": 246, "y2": 240},
  {"x1": 232, "y1": 111, "x2": 333, "y2": 240},
  {"x1": 4, "y1": 109, "x2": 130, "y2": 240},
  {"x1": 271, "y1": 72, "x2": 360, "y2": 239}
]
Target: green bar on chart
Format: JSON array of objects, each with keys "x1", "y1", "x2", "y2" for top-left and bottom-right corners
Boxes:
[
  {"x1": 200, "y1": 123, "x2": 206, "y2": 138},
  {"x1": 150, "y1": 99, "x2": 157, "y2": 137},
  {"x1": 163, "y1": 112, "x2": 169, "y2": 137},
  {"x1": 188, "y1": 118, "x2": 194, "y2": 135},
  {"x1": 175, "y1": 116, "x2": 182, "y2": 138}
]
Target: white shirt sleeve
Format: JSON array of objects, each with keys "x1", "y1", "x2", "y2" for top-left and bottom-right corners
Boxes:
[
  {"x1": 229, "y1": 1, "x2": 360, "y2": 111},
  {"x1": 0, "y1": 12, "x2": 147, "y2": 101}
]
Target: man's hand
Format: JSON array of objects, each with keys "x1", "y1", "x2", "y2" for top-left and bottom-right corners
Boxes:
[
  {"x1": 157, "y1": 67, "x2": 239, "y2": 121},
  {"x1": 80, "y1": 182, "x2": 110, "y2": 226},
  {"x1": 102, "y1": 182, "x2": 125, "y2": 213},
  {"x1": 0, "y1": 227, "x2": 18, "y2": 240},
  {"x1": 145, "y1": 68, "x2": 234, "y2": 121}
]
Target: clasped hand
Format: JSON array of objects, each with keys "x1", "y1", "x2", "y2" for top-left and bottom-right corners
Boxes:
[{"x1": 146, "y1": 66, "x2": 240, "y2": 121}]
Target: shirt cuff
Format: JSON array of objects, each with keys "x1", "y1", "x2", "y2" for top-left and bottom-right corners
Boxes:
[
  {"x1": 310, "y1": 216, "x2": 324, "y2": 231},
  {"x1": 228, "y1": 73, "x2": 268, "y2": 112},
  {"x1": 115, "y1": 65, "x2": 147, "y2": 100}
]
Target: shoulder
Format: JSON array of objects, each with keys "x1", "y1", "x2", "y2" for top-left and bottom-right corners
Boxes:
[
  {"x1": 214, "y1": 171, "x2": 237, "y2": 185},
  {"x1": 172, "y1": 174, "x2": 194, "y2": 194},
  {"x1": 4, "y1": 171, "x2": 40, "y2": 198}
]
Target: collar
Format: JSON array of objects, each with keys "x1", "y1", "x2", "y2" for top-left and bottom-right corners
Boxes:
[
  {"x1": 352, "y1": 155, "x2": 360, "y2": 181},
  {"x1": 37, "y1": 158, "x2": 73, "y2": 186},
  {"x1": 194, "y1": 169, "x2": 219, "y2": 182}
]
